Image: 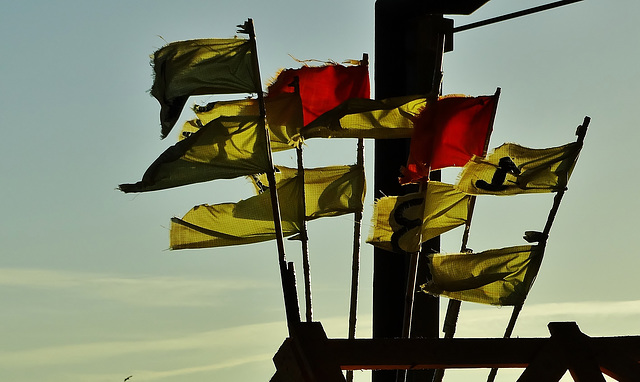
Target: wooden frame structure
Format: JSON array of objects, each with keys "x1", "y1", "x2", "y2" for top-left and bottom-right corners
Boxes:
[{"x1": 270, "y1": 321, "x2": 640, "y2": 382}]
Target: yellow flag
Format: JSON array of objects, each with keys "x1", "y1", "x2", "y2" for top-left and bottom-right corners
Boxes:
[
  {"x1": 151, "y1": 38, "x2": 259, "y2": 138},
  {"x1": 170, "y1": 165, "x2": 365, "y2": 249},
  {"x1": 367, "y1": 182, "x2": 470, "y2": 254},
  {"x1": 456, "y1": 141, "x2": 582, "y2": 195},
  {"x1": 180, "y1": 93, "x2": 304, "y2": 152},
  {"x1": 170, "y1": 173, "x2": 302, "y2": 249},
  {"x1": 119, "y1": 115, "x2": 271, "y2": 193},
  {"x1": 297, "y1": 95, "x2": 426, "y2": 141},
  {"x1": 421, "y1": 245, "x2": 544, "y2": 306},
  {"x1": 253, "y1": 165, "x2": 366, "y2": 220}
]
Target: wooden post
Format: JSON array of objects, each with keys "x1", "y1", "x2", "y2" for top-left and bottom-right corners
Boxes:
[{"x1": 374, "y1": 3, "x2": 453, "y2": 381}]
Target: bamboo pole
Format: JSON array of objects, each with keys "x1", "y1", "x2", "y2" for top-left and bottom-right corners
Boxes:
[
  {"x1": 487, "y1": 116, "x2": 590, "y2": 382},
  {"x1": 241, "y1": 19, "x2": 300, "y2": 333}
]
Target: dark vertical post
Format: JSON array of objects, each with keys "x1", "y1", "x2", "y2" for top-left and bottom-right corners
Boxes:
[{"x1": 374, "y1": 3, "x2": 451, "y2": 381}]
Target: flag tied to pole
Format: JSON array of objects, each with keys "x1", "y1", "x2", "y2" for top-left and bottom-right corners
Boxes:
[
  {"x1": 421, "y1": 244, "x2": 545, "y2": 306},
  {"x1": 170, "y1": 165, "x2": 365, "y2": 249},
  {"x1": 298, "y1": 95, "x2": 426, "y2": 141},
  {"x1": 119, "y1": 115, "x2": 271, "y2": 193},
  {"x1": 455, "y1": 141, "x2": 582, "y2": 195},
  {"x1": 267, "y1": 63, "x2": 370, "y2": 126},
  {"x1": 400, "y1": 93, "x2": 499, "y2": 184},
  {"x1": 180, "y1": 92, "x2": 304, "y2": 151},
  {"x1": 367, "y1": 181, "x2": 470, "y2": 255}
]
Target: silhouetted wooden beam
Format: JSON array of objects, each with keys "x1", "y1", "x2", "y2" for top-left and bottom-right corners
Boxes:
[{"x1": 271, "y1": 322, "x2": 640, "y2": 381}]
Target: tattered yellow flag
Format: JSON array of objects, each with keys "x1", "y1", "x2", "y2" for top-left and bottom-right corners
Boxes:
[
  {"x1": 367, "y1": 182, "x2": 470, "y2": 255},
  {"x1": 297, "y1": 95, "x2": 426, "y2": 141},
  {"x1": 252, "y1": 165, "x2": 366, "y2": 220},
  {"x1": 180, "y1": 93, "x2": 304, "y2": 151},
  {"x1": 119, "y1": 115, "x2": 271, "y2": 193},
  {"x1": 170, "y1": 165, "x2": 365, "y2": 249},
  {"x1": 151, "y1": 38, "x2": 259, "y2": 138},
  {"x1": 170, "y1": 174, "x2": 302, "y2": 249},
  {"x1": 456, "y1": 141, "x2": 582, "y2": 195},
  {"x1": 421, "y1": 244, "x2": 544, "y2": 306}
]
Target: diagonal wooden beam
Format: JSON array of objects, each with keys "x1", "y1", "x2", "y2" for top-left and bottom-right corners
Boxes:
[{"x1": 516, "y1": 341, "x2": 568, "y2": 382}]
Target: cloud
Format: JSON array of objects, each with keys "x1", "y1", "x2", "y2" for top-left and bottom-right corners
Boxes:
[
  {"x1": 0, "y1": 321, "x2": 287, "y2": 369},
  {"x1": 452, "y1": 300, "x2": 640, "y2": 338},
  {"x1": 0, "y1": 267, "x2": 271, "y2": 307},
  {"x1": 135, "y1": 353, "x2": 273, "y2": 380}
]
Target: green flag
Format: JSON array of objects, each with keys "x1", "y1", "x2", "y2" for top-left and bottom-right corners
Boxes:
[{"x1": 151, "y1": 38, "x2": 259, "y2": 138}]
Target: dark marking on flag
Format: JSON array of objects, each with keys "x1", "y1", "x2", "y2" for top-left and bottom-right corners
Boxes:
[
  {"x1": 390, "y1": 196, "x2": 424, "y2": 255},
  {"x1": 475, "y1": 156, "x2": 520, "y2": 191}
]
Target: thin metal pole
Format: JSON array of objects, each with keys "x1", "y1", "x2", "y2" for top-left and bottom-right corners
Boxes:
[{"x1": 454, "y1": 0, "x2": 585, "y2": 33}]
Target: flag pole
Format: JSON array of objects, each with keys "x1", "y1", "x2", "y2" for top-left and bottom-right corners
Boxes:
[
  {"x1": 295, "y1": 145, "x2": 313, "y2": 323},
  {"x1": 346, "y1": 54, "x2": 368, "y2": 382},
  {"x1": 240, "y1": 19, "x2": 300, "y2": 333},
  {"x1": 346, "y1": 137, "x2": 365, "y2": 382},
  {"x1": 285, "y1": 75, "x2": 313, "y2": 323},
  {"x1": 487, "y1": 116, "x2": 590, "y2": 382},
  {"x1": 431, "y1": 88, "x2": 500, "y2": 382}
]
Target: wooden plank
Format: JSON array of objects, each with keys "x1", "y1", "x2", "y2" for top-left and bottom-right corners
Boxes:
[{"x1": 326, "y1": 337, "x2": 546, "y2": 370}]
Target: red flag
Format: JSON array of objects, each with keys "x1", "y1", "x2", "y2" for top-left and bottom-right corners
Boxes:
[
  {"x1": 267, "y1": 64, "x2": 370, "y2": 125},
  {"x1": 400, "y1": 93, "x2": 499, "y2": 184}
]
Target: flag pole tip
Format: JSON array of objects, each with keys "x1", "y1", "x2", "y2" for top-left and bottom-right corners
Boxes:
[
  {"x1": 523, "y1": 230, "x2": 547, "y2": 243},
  {"x1": 576, "y1": 115, "x2": 590, "y2": 142},
  {"x1": 236, "y1": 19, "x2": 253, "y2": 35}
]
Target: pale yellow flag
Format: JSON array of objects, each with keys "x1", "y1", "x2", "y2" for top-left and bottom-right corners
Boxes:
[
  {"x1": 456, "y1": 141, "x2": 582, "y2": 195},
  {"x1": 421, "y1": 244, "x2": 544, "y2": 306},
  {"x1": 298, "y1": 95, "x2": 426, "y2": 141},
  {"x1": 252, "y1": 165, "x2": 366, "y2": 220},
  {"x1": 170, "y1": 173, "x2": 301, "y2": 250},
  {"x1": 180, "y1": 93, "x2": 304, "y2": 151},
  {"x1": 367, "y1": 181, "x2": 470, "y2": 254}
]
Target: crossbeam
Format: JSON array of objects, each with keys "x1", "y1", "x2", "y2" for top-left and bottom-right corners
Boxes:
[{"x1": 270, "y1": 322, "x2": 640, "y2": 382}]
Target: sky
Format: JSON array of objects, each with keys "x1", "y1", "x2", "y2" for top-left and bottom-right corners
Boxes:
[{"x1": 0, "y1": 1, "x2": 638, "y2": 381}]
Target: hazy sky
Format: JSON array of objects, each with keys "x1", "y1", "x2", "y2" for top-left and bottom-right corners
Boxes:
[{"x1": 1, "y1": 1, "x2": 638, "y2": 381}]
